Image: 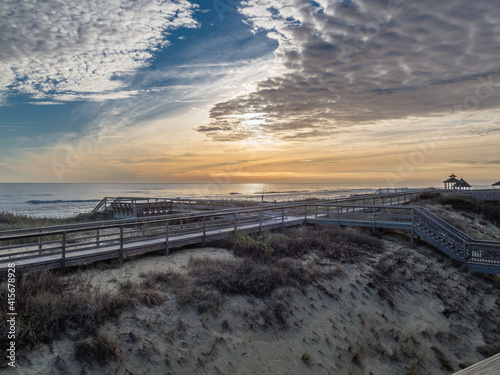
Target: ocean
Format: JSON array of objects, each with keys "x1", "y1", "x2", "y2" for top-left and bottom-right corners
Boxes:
[{"x1": 0, "y1": 183, "x2": 378, "y2": 218}]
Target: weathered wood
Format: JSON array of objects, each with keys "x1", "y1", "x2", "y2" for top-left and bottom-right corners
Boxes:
[
  {"x1": 453, "y1": 352, "x2": 500, "y2": 375},
  {"x1": 61, "y1": 233, "x2": 66, "y2": 269},
  {"x1": 2, "y1": 190, "x2": 499, "y2": 277},
  {"x1": 119, "y1": 226, "x2": 124, "y2": 264}
]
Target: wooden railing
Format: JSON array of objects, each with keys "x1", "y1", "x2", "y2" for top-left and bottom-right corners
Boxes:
[
  {"x1": 12, "y1": 188, "x2": 491, "y2": 276},
  {"x1": 414, "y1": 207, "x2": 500, "y2": 269},
  {"x1": 0, "y1": 203, "x2": 309, "y2": 273}
]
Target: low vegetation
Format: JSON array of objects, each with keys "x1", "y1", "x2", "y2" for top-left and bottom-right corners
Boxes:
[
  {"x1": 0, "y1": 270, "x2": 130, "y2": 367},
  {"x1": 414, "y1": 191, "x2": 500, "y2": 227},
  {"x1": 0, "y1": 211, "x2": 107, "y2": 231},
  {"x1": 2, "y1": 213, "x2": 500, "y2": 373},
  {"x1": 216, "y1": 226, "x2": 384, "y2": 263}
]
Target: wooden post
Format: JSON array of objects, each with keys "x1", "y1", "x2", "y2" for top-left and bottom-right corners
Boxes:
[
  {"x1": 96, "y1": 228, "x2": 100, "y2": 247},
  {"x1": 411, "y1": 208, "x2": 415, "y2": 246},
  {"x1": 337, "y1": 206, "x2": 340, "y2": 226},
  {"x1": 142, "y1": 223, "x2": 146, "y2": 239},
  {"x1": 38, "y1": 232, "x2": 42, "y2": 254},
  {"x1": 234, "y1": 214, "x2": 237, "y2": 233},
  {"x1": 61, "y1": 232, "x2": 66, "y2": 269},
  {"x1": 315, "y1": 205, "x2": 318, "y2": 218},
  {"x1": 259, "y1": 211, "x2": 263, "y2": 234},
  {"x1": 203, "y1": 216, "x2": 207, "y2": 246},
  {"x1": 119, "y1": 226, "x2": 124, "y2": 264},
  {"x1": 164, "y1": 221, "x2": 170, "y2": 255},
  {"x1": 281, "y1": 207, "x2": 285, "y2": 228},
  {"x1": 372, "y1": 204, "x2": 376, "y2": 231}
]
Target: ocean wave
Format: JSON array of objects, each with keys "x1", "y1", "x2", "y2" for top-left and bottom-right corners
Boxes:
[{"x1": 25, "y1": 199, "x2": 101, "y2": 205}]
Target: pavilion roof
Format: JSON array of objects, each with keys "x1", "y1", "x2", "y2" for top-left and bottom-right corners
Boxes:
[
  {"x1": 454, "y1": 178, "x2": 471, "y2": 188},
  {"x1": 493, "y1": 181, "x2": 500, "y2": 186},
  {"x1": 443, "y1": 177, "x2": 460, "y2": 183}
]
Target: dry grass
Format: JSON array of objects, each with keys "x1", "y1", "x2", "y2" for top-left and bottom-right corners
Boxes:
[
  {"x1": 0, "y1": 211, "x2": 107, "y2": 231},
  {"x1": 214, "y1": 226, "x2": 384, "y2": 263},
  {"x1": 75, "y1": 332, "x2": 118, "y2": 366},
  {"x1": 414, "y1": 192, "x2": 500, "y2": 227},
  {"x1": 0, "y1": 270, "x2": 130, "y2": 367}
]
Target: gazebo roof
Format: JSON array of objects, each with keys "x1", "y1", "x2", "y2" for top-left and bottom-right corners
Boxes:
[
  {"x1": 493, "y1": 181, "x2": 500, "y2": 186},
  {"x1": 449, "y1": 173, "x2": 457, "y2": 178},
  {"x1": 443, "y1": 177, "x2": 460, "y2": 183},
  {"x1": 454, "y1": 178, "x2": 471, "y2": 188}
]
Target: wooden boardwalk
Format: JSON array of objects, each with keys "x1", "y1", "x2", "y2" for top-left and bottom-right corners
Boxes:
[
  {"x1": 453, "y1": 353, "x2": 500, "y2": 375},
  {"x1": 1, "y1": 190, "x2": 500, "y2": 276}
]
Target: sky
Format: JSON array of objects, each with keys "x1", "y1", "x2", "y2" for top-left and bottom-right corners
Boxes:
[{"x1": 0, "y1": 0, "x2": 499, "y2": 187}]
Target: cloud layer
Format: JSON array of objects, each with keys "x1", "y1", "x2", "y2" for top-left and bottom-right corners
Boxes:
[
  {"x1": 198, "y1": 0, "x2": 500, "y2": 141},
  {"x1": 0, "y1": 0, "x2": 198, "y2": 104}
]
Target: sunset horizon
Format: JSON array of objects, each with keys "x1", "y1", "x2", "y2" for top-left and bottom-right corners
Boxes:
[{"x1": 1, "y1": 1, "x2": 499, "y2": 185}]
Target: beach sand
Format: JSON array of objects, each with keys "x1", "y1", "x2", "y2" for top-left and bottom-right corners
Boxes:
[{"x1": 9, "y1": 205, "x2": 500, "y2": 375}]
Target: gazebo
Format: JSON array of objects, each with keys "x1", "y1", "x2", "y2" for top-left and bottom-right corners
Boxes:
[
  {"x1": 453, "y1": 177, "x2": 472, "y2": 190},
  {"x1": 493, "y1": 181, "x2": 500, "y2": 189},
  {"x1": 443, "y1": 173, "x2": 460, "y2": 190}
]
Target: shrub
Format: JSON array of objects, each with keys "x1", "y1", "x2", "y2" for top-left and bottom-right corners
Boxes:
[
  {"x1": 431, "y1": 346, "x2": 453, "y2": 371},
  {"x1": 219, "y1": 226, "x2": 384, "y2": 263},
  {"x1": 0, "y1": 270, "x2": 130, "y2": 366},
  {"x1": 75, "y1": 332, "x2": 118, "y2": 365}
]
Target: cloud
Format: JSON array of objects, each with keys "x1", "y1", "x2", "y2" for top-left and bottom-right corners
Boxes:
[
  {"x1": 0, "y1": 0, "x2": 198, "y2": 104},
  {"x1": 198, "y1": 0, "x2": 500, "y2": 141},
  {"x1": 24, "y1": 101, "x2": 66, "y2": 106},
  {"x1": 450, "y1": 160, "x2": 500, "y2": 166}
]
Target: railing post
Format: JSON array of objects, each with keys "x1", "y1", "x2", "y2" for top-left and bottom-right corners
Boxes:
[
  {"x1": 234, "y1": 214, "x2": 237, "y2": 233},
  {"x1": 119, "y1": 226, "x2": 124, "y2": 264},
  {"x1": 142, "y1": 223, "x2": 146, "y2": 239},
  {"x1": 411, "y1": 208, "x2": 415, "y2": 246},
  {"x1": 38, "y1": 231, "x2": 42, "y2": 254},
  {"x1": 61, "y1": 232, "x2": 66, "y2": 269},
  {"x1": 164, "y1": 221, "x2": 169, "y2": 255},
  {"x1": 259, "y1": 211, "x2": 263, "y2": 234},
  {"x1": 203, "y1": 216, "x2": 207, "y2": 246},
  {"x1": 96, "y1": 228, "x2": 100, "y2": 247},
  {"x1": 372, "y1": 204, "x2": 376, "y2": 231},
  {"x1": 337, "y1": 206, "x2": 340, "y2": 226},
  {"x1": 282, "y1": 207, "x2": 285, "y2": 228}
]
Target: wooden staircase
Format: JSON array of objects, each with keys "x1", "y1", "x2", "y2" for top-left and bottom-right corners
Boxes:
[{"x1": 414, "y1": 207, "x2": 500, "y2": 274}]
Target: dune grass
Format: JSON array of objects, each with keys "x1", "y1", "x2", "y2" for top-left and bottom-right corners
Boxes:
[
  {"x1": 414, "y1": 191, "x2": 500, "y2": 226},
  {"x1": 0, "y1": 211, "x2": 107, "y2": 231},
  {"x1": 0, "y1": 270, "x2": 131, "y2": 367}
]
